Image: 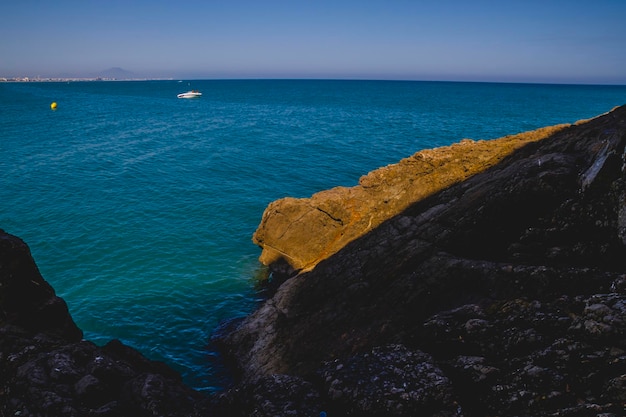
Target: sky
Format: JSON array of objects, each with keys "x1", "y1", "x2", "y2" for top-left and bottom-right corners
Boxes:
[{"x1": 2, "y1": 0, "x2": 625, "y2": 84}]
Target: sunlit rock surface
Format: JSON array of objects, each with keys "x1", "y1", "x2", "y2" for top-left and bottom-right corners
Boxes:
[{"x1": 253, "y1": 123, "x2": 568, "y2": 276}]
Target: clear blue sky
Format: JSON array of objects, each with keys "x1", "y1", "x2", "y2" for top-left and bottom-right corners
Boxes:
[{"x1": 2, "y1": 0, "x2": 625, "y2": 84}]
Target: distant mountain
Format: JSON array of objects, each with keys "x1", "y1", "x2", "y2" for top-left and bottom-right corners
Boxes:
[{"x1": 96, "y1": 67, "x2": 136, "y2": 79}]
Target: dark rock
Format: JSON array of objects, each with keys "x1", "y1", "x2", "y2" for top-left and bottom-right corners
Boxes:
[
  {"x1": 0, "y1": 230, "x2": 212, "y2": 417},
  {"x1": 318, "y1": 344, "x2": 458, "y2": 416},
  {"x1": 220, "y1": 105, "x2": 626, "y2": 416},
  {"x1": 421, "y1": 294, "x2": 626, "y2": 416},
  {"x1": 212, "y1": 374, "x2": 323, "y2": 417},
  {"x1": 0, "y1": 230, "x2": 82, "y2": 341}
]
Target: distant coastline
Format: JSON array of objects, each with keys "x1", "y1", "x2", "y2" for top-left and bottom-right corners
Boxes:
[
  {"x1": 0, "y1": 66, "x2": 174, "y2": 83},
  {"x1": 0, "y1": 76, "x2": 174, "y2": 82}
]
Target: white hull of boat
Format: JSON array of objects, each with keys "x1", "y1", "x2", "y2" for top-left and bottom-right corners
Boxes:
[{"x1": 177, "y1": 91, "x2": 202, "y2": 99}]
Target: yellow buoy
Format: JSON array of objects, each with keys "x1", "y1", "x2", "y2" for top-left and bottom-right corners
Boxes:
[{"x1": 50, "y1": 102, "x2": 57, "y2": 110}]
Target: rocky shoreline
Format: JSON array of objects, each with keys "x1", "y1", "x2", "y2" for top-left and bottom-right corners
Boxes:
[
  {"x1": 2, "y1": 105, "x2": 626, "y2": 416},
  {"x1": 0, "y1": 230, "x2": 216, "y2": 416},
  {"x1": 219, "y1": 104, "x2": 626, "y2": 416}
]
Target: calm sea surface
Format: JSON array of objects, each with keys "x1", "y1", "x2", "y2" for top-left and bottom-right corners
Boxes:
[{"x1": 1, "y1": 79, "x2": 625, "y2": 391}]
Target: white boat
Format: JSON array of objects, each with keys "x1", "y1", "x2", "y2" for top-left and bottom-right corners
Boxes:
[{"x1": 177, "y1": 90, "x2": 202, "y2": 99}]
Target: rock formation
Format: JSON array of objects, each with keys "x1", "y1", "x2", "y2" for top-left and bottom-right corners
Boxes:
[
  {"x1": 253, "y1": 123, "x2": 569, "y2": 276},
  {"x1": 0, "y1": 230, "x2": 213, "y2": 417},
  {"x1": 219, "y1": 105, "x2": 626, "y2": 416}
]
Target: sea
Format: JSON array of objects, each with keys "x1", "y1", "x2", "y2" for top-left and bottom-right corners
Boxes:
[{"x1": 1, "y1": 79, "x2": 625, "y2": 392}]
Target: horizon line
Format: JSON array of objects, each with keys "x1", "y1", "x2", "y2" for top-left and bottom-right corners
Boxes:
[{"x1": 2, "y1": 75, "x2": 626, "y2": 87}]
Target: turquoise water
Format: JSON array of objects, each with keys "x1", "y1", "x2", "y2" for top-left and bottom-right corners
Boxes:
[{"x1": 1, "y1": 80, "x2": 625, "y2": 391}]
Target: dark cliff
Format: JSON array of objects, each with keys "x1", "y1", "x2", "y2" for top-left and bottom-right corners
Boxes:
[{"x1": 218, "y1": 105, "x2": 626, "y2": 416}]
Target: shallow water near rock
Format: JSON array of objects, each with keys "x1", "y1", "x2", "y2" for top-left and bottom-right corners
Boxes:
[{"x1": 1, "y1": 79, "x2": 625, "y2": 391}]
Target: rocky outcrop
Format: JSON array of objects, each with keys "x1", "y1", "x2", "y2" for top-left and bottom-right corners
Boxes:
[
  {"x1": 253, "y1": 123, "x2": 569, "y2": 276},
  {"x1": 0, "y1": 231, "x2": 82, "y2": 342},
  {"x1": 0, "y1": 230, "x2": 213, "y2": 417},
  {"x1": 219, "y1": 105, "x2": 626, "y2": 416}
]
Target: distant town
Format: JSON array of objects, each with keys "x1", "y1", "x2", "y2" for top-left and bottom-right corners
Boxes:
[
  {"x1": 0, "y1": 67, "x2": 174, "y2": 82},
  {"x1": 0, "y1": 76, "x2": 173, "y2": 82}
]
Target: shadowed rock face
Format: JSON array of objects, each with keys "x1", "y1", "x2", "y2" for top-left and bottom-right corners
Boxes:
[
  {"x1": 0, "y1": 231, "x2": 213, "y2": 417},
  {"x1": 0, "y1": 231, "x2": 82, "y2": 341},
  {"x1": 218, "y1": 105, "x2": 626, "y2": 416}
]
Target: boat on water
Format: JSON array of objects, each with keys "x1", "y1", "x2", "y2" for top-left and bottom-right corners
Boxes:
[{"x1": 177, "y1": 90, "x2": 202, "y2": 99}]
